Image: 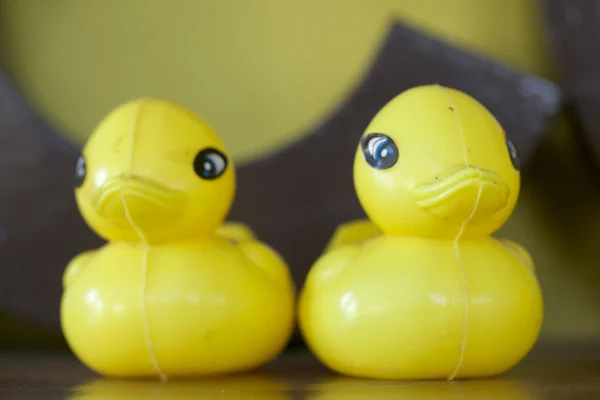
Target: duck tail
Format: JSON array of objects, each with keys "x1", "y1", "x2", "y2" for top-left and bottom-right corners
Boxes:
[
  {"x1": 63, "y1": 250, "x2": 97, "y2": 289},
  {"x1": 216, "y1": 222, "x2": 257, "y2": 243},
  {"x1": 324, "y1": 219, "x2": 382, "y2": 252},
  {"x1": 496, "y1": 239, "x2": 535, "y2": 272}
]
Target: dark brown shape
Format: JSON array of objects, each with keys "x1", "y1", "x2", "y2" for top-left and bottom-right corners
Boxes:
[
  {"x1": 542, "y1": 0, "x2": 600, "y2": 170},
  {"x1": 0, "y1": 21, "x2": 561, "y2": 336},
  {"x1": 0, "y1": 73, "x2": 104, "y2": 335}
]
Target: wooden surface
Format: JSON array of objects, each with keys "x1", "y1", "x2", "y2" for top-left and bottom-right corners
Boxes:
[{"x1": 1, "y1": 342, "x2": 600, "y2": 399}]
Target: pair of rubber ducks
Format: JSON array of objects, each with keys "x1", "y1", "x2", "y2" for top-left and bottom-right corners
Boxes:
[{"x1": 61, "y1": 85, "x2": 543, "y2": 381}]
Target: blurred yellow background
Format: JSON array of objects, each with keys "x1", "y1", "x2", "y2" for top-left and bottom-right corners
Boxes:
[
  {"x1": 1, "y1": 0, "x2": 599, "y2": 341},
  {"x1": 0, "y1": 0, "x2": 553, "y2": 161}
]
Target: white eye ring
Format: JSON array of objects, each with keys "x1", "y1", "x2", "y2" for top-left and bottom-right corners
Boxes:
[
  {"x1": 205, "y1": 153, "x2": 226, "y2": 173},
  {"x1": 366, "y1": 136, "x2": 388, "y2": 157}
]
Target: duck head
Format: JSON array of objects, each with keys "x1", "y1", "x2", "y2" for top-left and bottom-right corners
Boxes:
[
  {"x1": 354, "y1": 85, "x2": 520, "y2": 239},
  {"x1": 75, "y1": 99, "x2": 235, "y2": 244}
]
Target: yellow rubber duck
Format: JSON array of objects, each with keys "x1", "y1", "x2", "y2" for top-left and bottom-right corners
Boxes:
[
  {"x1": 61, "y1": 99, "x2": 296, "y2": 379},
  {"x1": 299, "y1": 85, "x2": 543, "y2": 380}
]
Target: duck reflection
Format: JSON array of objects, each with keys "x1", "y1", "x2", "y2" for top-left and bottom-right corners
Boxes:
[
  {"x1": 69, "y1": 375, "x2": 290, "y2": 400},
  {"x1": 306, "y1": 377, "x2": 540, "y2": 400}
]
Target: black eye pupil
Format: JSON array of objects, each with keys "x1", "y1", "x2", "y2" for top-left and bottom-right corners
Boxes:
[
  {"x1": 361, "y1": 133, "x2": 399, "y2": 170},
  {"x1": 75, "y1": 156, "x2": 86, "y2": 188},
  {"x1": 194, "y1": 148, "x2": 228, "y2": 180},
  {"x1": 507, "y1": 139, "x2": 520, "y2": 171}
]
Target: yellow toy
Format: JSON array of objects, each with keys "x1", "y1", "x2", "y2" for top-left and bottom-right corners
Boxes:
[
  {"x1": 61, "y1": 99, "x2": 296, "y2": 380},
  {"x1": 299, "y1": 85, "x2": 543, "y2": 380}
]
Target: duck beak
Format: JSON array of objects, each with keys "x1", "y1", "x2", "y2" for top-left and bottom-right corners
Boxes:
[
  {"x1": 95, "y1": 176, "x2": 184, "y2": 225},
  {"x1": 412, "y1": 166, "x2": 509, "y2": 224}
]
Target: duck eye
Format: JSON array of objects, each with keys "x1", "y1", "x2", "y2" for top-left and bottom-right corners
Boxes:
[
  {"x1": 506, "y1": 138, "x2": 520, "y2": 171},
  {"x1": 193, "y1": 148, "x2": 228, "y2": 180},
  {"x1": 361, "y1": 133, "x2": 399, "y2": 170},
  {"x1": 75, "y1": 156, "x2": 86, "y2": 188}
]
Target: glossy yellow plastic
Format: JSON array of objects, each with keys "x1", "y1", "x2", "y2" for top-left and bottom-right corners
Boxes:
[
  {"x1": 70, "y1": 376, "x2": 291, "y2": 400},
  {"x1": 61, "y1": 99, "x2": 295, "y2": 379},
  {"x1": 305, "y1": 377, "x2": 539, "y2": 400},
  {"x1": 299, "y1": 85, "x2": 543, "y2": 380}
]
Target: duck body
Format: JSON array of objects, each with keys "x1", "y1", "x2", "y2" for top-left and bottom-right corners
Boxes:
[
  {"x1": 300, "y1": 232, "x2": 542, "y2": 380},
  {"x1": 299, "y1": 85, "x2": 543, "y2": 380},
  {"x1": 61, "y1": 99, "x2": 295, "y2": 379},
  {"x1": 62, "y1": 236, "x2": 294, "y2": 378}
]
